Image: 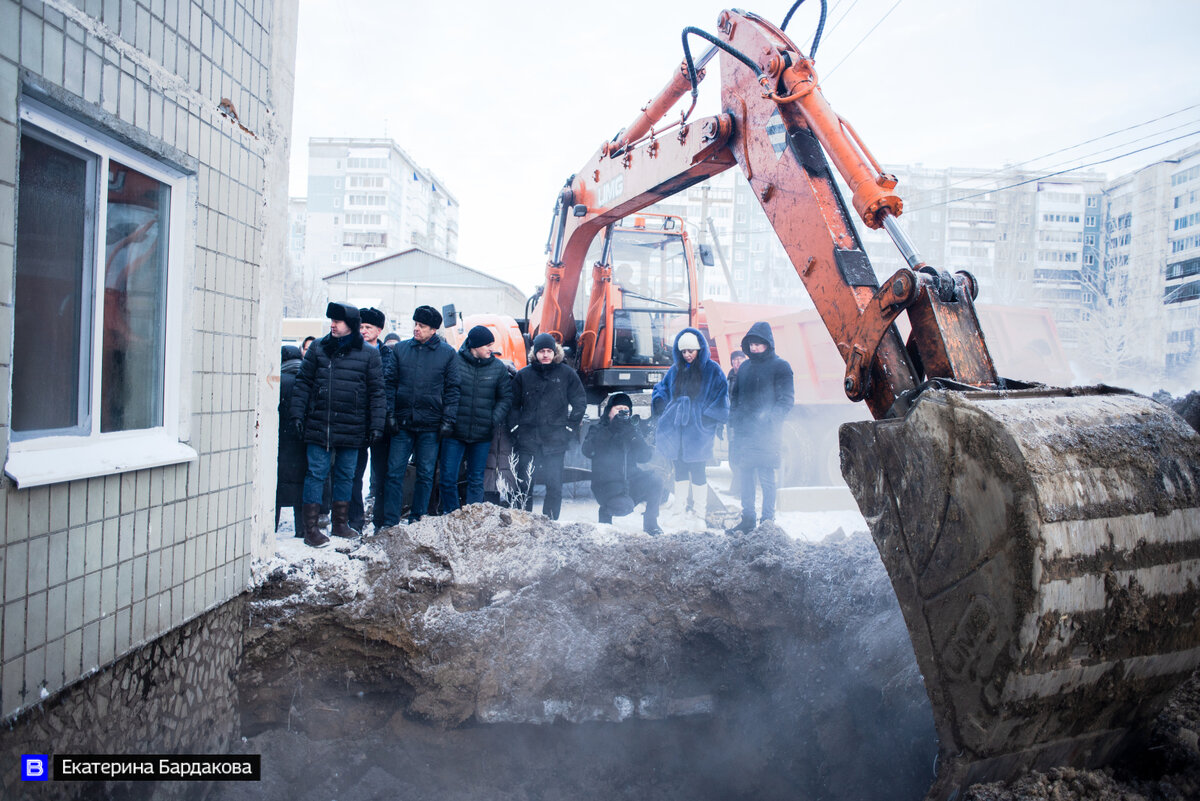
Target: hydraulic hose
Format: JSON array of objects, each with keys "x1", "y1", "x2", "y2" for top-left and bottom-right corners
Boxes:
[{"x1": 781, "y1": 0, "x2": 828, "y2": 59}]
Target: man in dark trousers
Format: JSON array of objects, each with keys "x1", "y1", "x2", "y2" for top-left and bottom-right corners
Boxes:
[
  {"x1": 508, "y1": 332, "x2": 586, "y2": 520},
  {"x1": 349, "y1": 307, "x2": 393, "y2": 532},
  {"x1": 440, "y1": 325, "x2": 513, "y2": 512},
  {"x1": 582, "y1": 392, "x2": 663, "y2": 535},
  {"x1": 382, "y1": 305, "x2": 460, "y2": 525},
  {"x1": 728, "y1": 321, "x2": 794, "y2": 533},
  {"x1": 289, "y1": 303, "x2": 385, "y2": 547},
  {"x1": 276, "y1": 345, "x2": 306, "y2": 534}
]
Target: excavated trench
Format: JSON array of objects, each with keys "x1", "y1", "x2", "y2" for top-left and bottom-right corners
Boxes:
[{"x1": 217, "y1": 506, "x2": 939, "y2": 801}]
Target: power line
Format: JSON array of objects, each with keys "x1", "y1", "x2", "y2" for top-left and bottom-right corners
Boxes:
[
  {"x1": 823, "y1": 0, "x2": 906, "y2": 80},
  {"x1": 900, "y1": 103, "x2": 1200, "y2": 204},
  {"x1": 905, "y1": 128, "x2": 1200, "y2": 213},
  {"x1": 823, "y1": 0, "x2": 865, "y2": 40},
  {"x1": 902, "y1": 114, "x2": 1200, "y2": 207}
]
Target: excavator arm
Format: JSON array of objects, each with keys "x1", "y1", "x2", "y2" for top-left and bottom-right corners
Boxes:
[{"x1": 536, "y1": 5, "x2": 1200, "y2": 799}]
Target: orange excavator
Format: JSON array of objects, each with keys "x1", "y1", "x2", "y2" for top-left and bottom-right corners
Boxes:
[{"x1": 496, "y1": 3, "x2": 1200, "y2": 798}]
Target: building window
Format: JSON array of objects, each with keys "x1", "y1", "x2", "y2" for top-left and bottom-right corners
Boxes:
[{"x1": 7, "y1": 100, "x2": 195, "y2": 487}]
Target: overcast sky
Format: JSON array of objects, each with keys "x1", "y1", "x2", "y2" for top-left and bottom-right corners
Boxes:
[{"x1": 289, "y1": 0, "x2": 1200, "y2": 294}]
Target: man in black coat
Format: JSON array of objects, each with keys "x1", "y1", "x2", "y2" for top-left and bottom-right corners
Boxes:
[
  {"x1": 582, "y1": 393, "x2": 663, "y2": 535},
  {"x1": 349, "y1": 307, "x2": 393, "y2": 532},
  {"x1": 439, "y1": 325, "x2": 513, "y2": 512},
  {"x1": 289, "y1": 303, "x2": 386, "y2": 547},
  {"x1": 381, "y1": 305, "x2": 460, "y2": 525},
  {"x1": 728, "y1": 321, "x2": 794, "y2": 533},
  {"x1": 508, "y1": 332, "x2": 586, "y2": 520},
  {"x1": 276, "y1": 345, "x2": 307, "y2": 533}
]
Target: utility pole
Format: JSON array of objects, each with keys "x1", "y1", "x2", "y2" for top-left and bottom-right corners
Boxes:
[{"x1": 707, "y1": 216, "x2": 739, "y2": 303}]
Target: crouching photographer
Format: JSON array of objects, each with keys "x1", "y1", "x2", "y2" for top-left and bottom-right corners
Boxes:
[{"x1": 582, "y1": 393, "x2": 664, "y2": 536}]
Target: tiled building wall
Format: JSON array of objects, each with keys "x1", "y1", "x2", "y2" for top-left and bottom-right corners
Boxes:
[
  {"x1": 0, "y1": 0, "x2": 294, "y2": 720},
  {"x1": 0, "y1": 596, "x2": 245, "y2": 798}
]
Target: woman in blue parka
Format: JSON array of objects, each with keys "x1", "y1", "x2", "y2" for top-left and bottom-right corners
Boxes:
[{"x1": 651, "y1": 327, "x2": 728, "y2": 525}]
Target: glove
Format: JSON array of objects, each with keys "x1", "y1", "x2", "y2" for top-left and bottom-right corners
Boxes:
[
  {"x1": 386, "y1": 414, "x2": 400, "y2": 436},
  {"x1": 368, "y1": 429, "x2": 383, "y2": 446},
  {"x1": 439, "y1": 421, "x2": 455, "y2": 439},
  {"x1": 715, "y1": 424, "x2": 725, "y2": 441},
  {"x1": 290, "y1": 418, "x2": 304, "y2": 438}
]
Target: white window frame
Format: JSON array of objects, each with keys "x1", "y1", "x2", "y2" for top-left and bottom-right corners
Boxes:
[{"x1": 6, "y1": 99, "x2": 196, "y2": 488}]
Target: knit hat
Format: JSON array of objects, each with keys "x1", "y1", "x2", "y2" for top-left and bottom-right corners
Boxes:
[
  {"x1": 383, "y1": 332, "x2": 400, "y2": 344},
  {"x1": 412, "y1": 305, "x2": 443, "y2": 329},
  {"x1": 607, "y1": 392, "x2": 633, "y2": 412},
  {"x1": 281, "y1": 344, "x2": 303, "y2": 364},
  {"x1": 465, "y1": 325, "x2": 496, "y2": 349},
  {"x1": 326, "y1": 302, "x2": 361, "y2": 331},
  {"x1": 532, "y1": 332, "x2": 557, "y2": 353},
  {"x1": 730, "y1": 349, "x2": 746, "y2": 361},
  {"x1": 676, "y1": 331, "x2": 702, "y2": 351},
  {"x1": 359, "y1": 307, "x2": 385, "y2": 329}
]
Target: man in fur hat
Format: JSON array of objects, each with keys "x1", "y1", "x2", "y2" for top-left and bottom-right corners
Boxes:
[
  {"x1": 289, "y1": 302, "x2": 386, "y2": 547},
  {"x1": 381, "y1": 305, "x2": 460, "y2": 526},
  {"x1": 349, "y1": 307, "x2": 394, "y2": 532}
]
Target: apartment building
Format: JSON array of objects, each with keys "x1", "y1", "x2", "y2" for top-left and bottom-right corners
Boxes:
[{"x1": 303, "y1": 137, "x2": 459, "y2": 283}]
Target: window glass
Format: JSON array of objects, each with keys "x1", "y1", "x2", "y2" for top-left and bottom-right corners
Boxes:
[
  {"x1": 102, "y1": 160, "x2": 169, "y2": 431},
  {"x1": 14, "y1": 132, "x2": 94, "y2": 434}
]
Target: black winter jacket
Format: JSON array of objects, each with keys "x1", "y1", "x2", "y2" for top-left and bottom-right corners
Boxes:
[
  {"x1": 289, "y1": 333, "x2": 385, "y2": 449},
  {"x1": 385, "y1": 334, "x2": 460, "y2": 432},
  {"x1": 450, "y1": 345, "x2": 513, "y2": 443},
  {"x1": 729, "y1": 322, "x2": 795, "y2": 467},
  {"x1": 508, "y1": 346, "x2": 586, "y2": 456},
  {"x1": 277, "y1": 346, "x2": 307, "y2": 507},
  {"x1": 582, "y1": 396, "x2": 654, "y2": 508}
]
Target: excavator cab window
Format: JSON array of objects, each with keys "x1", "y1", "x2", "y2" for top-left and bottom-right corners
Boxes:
[{"x1": 577, "y1": 220, "x2": 692, "y2": 367}]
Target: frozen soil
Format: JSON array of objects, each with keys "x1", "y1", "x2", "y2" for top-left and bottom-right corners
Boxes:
[{"x1": 219, "y1": 502, "x2": 1200, "y2": 801}]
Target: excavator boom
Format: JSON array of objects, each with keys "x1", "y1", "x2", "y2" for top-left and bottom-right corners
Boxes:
[{"x1": 533, "y1": 7, "x2": 1200, "y2": 797}]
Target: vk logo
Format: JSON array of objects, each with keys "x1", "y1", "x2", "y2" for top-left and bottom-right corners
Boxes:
[{"x1": 22, "y1": 755, "x2": 49, "y2": 781}]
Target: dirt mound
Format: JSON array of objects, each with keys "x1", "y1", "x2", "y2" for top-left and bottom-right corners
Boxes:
[
  {"x1": 229, "y1": 504, "x2": 1200, "y2": 800},
  {"x1": 235, "y1": 505, "x2": 937, "y2": 800}
]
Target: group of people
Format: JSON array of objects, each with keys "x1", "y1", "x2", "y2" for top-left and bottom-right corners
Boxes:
[
  {"x1": 277, "y1": 302, "x2": 588, "y2": 548},
  {"x1": 277, "y1": 301, "x2": 793, "y2": 548},
  {"x1": 587, "y1": 323, "x2": 793, "y2": 535}
]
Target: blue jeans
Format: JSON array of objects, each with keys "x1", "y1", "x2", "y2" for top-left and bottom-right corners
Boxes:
[
  {"x1": 384, "y1": 429, "x2": 440, "y2": 524},
  {"x1": 304, "y1": 445, "x2": 358, "y2": 504},
  {"x1": 738, "y1": 463, "x2": 777, "y2": 523},
  {"x1": 440, "y1": 438, "x2": 492, "y2": 512}
]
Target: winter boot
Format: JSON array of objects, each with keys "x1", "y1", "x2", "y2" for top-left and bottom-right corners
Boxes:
[
  {"x1": 643, "y1": 512, "x2": 663, "y2": 537},
  {"x1": 727, "y1": 513, "x2": 755, "y2": 535},
  {"x1": 331, "y1": 501, "x2": 359, "y2": 538},
  {"x1": 669, "y1": 480, "x2": 690, "y2": 514},
  {"x1": 302, "y1": 503, "x2": 329, "y2": 548}
]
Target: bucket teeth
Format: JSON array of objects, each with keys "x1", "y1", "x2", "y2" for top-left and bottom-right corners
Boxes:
[{"x1": 841, "y1": 386, "x2": 1200, "y2": 799}]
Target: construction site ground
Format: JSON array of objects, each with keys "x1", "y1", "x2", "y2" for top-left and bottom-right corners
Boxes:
[{"x1": 223, "y1": 470, "x2": 1200, "y2": 801}]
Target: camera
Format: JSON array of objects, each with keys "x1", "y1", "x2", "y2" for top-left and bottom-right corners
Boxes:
[{"x1": 615, "y1": 409, "x2": 632, "y2": 421}]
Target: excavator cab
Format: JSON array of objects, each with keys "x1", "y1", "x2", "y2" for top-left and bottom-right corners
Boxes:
[{"x1": 571, "y1": 214, "x2": 700, "y2": 397}]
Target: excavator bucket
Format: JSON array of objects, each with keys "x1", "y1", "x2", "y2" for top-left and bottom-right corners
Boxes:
[{"x1": 839, "y1": 386, "x2": 1200, "y2": 800}]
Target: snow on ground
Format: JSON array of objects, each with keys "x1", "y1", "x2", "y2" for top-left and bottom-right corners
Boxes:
[{"x1": 269, "y1": 461, "x2": 869, "y2": 571}]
